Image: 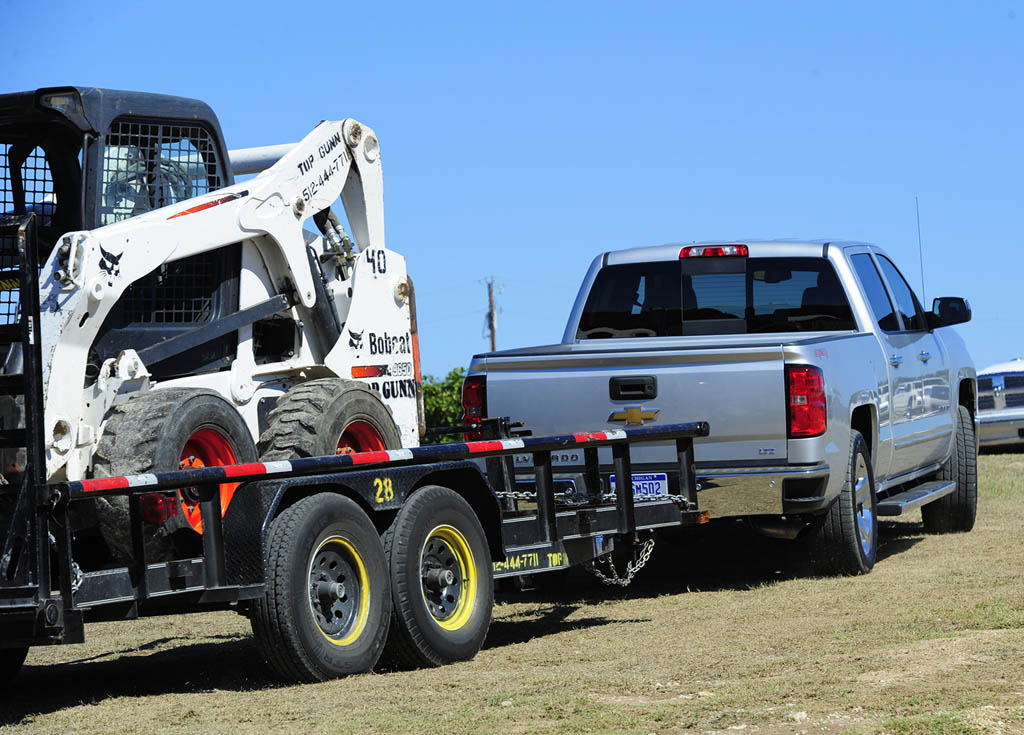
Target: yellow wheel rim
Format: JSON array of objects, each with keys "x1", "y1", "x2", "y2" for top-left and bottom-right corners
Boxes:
[
  {"x1": 307, "y1": 536, "x2": 370, "y2": 646},
  {"x1": 420, "y1": 525, "x2": 477, "y2": 631}
]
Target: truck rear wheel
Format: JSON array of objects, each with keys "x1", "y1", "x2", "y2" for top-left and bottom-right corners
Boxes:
[
  {"x1": 0, "y1": 646, "x2": 28, "y2": 685},
  {"x1": 93, "y1": 388, "x2": 257, "y2": 563},
  {"x1": 258, "y1": 379, "x2": 400, "y2": 460},
  {"x1": 809, "y1": 429, "x2": 877, "y2": 575},
  {"x1": 922, "y1": 404, "x2": 977, "y2": 534},
  {"x1": 251, "y1": 493, "x2": 391, "y2": 681},
  {"x1": 382, "y1": 485, "x2": 493, "y2": 668}
]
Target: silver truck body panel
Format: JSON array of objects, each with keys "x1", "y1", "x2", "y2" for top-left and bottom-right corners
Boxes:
[
  {"x1": 473, "y1": 241, "x2": 975, "y2": 520},
  {"x1": 977, "y1": 359, "x2": 1024, "y2": 446}
]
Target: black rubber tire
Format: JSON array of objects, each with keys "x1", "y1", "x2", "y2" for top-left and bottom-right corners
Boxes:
[
  {"x1": 93, "y1": 388, "x2": 258, "y2": 563},
  {"x1": 250, "y1": 493, "x2": 391, "y2": 682},
  {"x1": 809, "y1": 430, "x2": 878, "y2": 576},
  {"x1": 0, "y1": 646, "x2": 28, "y2": 685},
  {"x1": 922, "y1": 404, "x2": 978, "y2": 534},
  {"x1": 259, "y1": 378, "x2": 400, "y2": 460},
  {"x1": 382, "y1": 485, "x2": 493, "y2": 668}
]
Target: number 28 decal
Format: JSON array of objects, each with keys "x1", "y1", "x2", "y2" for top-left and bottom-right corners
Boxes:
[{"x1": 374, "y1": 477, "x2": 395, "y2": 503}]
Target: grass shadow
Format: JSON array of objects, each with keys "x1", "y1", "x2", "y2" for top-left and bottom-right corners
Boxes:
[{"x1": 2, "y1": 634, "x2": 277, "y2": 725}]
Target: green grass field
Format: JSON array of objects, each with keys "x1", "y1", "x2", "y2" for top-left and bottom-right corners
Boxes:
[{"x1": 4, "y1": 452, "x2": 1023, "y2": 734}]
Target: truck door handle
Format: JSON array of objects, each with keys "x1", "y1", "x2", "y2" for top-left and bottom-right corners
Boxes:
[
  {"x1": 889, "y1": 354, "x2": 903, "y2": 368},
  {"x1": 609, "y1": 375, "x2": 657, "y2": 400},
  {"x1": 918, "y1": 351, "x2": 932, "y2": 362}
]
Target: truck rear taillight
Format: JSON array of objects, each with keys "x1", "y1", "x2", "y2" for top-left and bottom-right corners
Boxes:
[
  {"x1": 679, "y1": 244, "x2": 748, "y2": 258},
  {"x1": 461, "y1": 375, "x2": 487, "y2": 440},
  {"x1": 787, "y1": 365, "x2": 826, "y2": 437}
]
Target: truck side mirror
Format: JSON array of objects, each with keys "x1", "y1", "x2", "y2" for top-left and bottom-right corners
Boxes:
[{"x1": 929, "y1": 297, "x2": 971, "y2": 328}]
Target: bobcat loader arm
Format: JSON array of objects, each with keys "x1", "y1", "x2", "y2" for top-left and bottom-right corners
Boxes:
[{"x1": 39, "y1": 119, "x2": 386, "y2": 480}]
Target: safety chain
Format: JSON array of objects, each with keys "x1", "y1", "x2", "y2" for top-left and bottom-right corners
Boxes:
[{"x1": 584, "y1": 537, "x2": 656, "y2": 587}]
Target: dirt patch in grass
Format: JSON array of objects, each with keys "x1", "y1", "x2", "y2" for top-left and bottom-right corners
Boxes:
[{"x1": 3, "y1": 453, "x2": 1024, "y2": 734}]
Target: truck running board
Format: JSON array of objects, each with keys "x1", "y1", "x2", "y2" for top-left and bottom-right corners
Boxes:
[{"x1": 876, "y1": 480, "x2": 957, "y2": 516}]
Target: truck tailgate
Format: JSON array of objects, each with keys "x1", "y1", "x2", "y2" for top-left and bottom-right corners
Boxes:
[{"x1": 483, "y1": 343, "x2": 788, "y2": 466}]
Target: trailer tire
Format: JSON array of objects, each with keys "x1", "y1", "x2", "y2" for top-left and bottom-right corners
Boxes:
[
  {"x1": 251, "y1": 493, "x2": 390, "y2": 682},
  {"x1": 259, "y1": 378, "x2": 400, "y2": 460},
  {"x1": 93, "y1": 389, "x2": 258, "y2": 564},
  {"x1": 0, "y1": 646, "x2": 28, "y2": 685},
  {"x1": 809, "y1": 430, "x2": 877, "y2": 575},
  {"x1": 382, "y1": 485, "x2": 492, "y2": 668},
  {"x1": 922, "y1": 404, "x2": 977, "y2": 534}
]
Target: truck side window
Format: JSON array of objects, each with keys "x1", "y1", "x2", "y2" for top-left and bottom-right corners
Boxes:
[
  {"x1": 851, "y1": 254, "x2": 900, "y2": 332},
  {"x1": 875, "y1": 255, "x2": 925, "y2": 331},
  {"x1": 577, "y1": 262, "x2": 682, "y2": 339}
]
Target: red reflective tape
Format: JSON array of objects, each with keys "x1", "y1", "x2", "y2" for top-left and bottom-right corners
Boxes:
[
  {"x1": 81, "y1": 476, "x2": 130, "y2": 493},
  {"x1": 167, "y1": 191, "x2": 247, "y2": 220},
  {"x1": 573, "y1": 432, "x2": 606, "y2": 442},
  {"x1": 467, "y1": 441, "x2": 504, "y2": 453},
  {"x1": 223, "y1": 462, "x2": 268, "y2": 478},
  {"x1": 349, "y1": 451, "x2": 391, "y2": 465}
]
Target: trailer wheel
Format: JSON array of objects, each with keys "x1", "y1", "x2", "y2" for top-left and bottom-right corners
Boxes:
[
  {"x1": 259, "y1": 378, "x2": 400, "y2": 460},
  {"x1": 809, "y1": 429, "x2": 877, "y2": 575},
  {"x1": 93, "y1": 388, "x2": 257, "y2": 563},
  {"x1": 0, "y1": 646, "x2": 28, "y2": 685},
  {"x1": 922, "y1": 404, "x2": 977, "y2": 534},
  {"x1": 251, "y1": 493, "x2": 390, "y2": 682},
  {"x1": 382, "y1": 485, "x2": 493, "y2": 668}
]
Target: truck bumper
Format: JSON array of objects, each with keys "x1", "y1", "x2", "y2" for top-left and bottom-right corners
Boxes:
[
  {"x1": 977, "y1": 410, "x2": 1024, "y2": 447},
  {"x1": 697, "y1": 463, "x2": 831, "y2": 517}
]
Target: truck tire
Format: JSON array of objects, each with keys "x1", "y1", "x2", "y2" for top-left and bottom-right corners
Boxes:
[
  {"x1": 921, "y1": 404, "x2": 977, "y2": 534},
  {"x1": 93, "y1": 388, "x2": 258, "y2": 563},
  {"x1": 382, "y1": 485, "x2": 493, "y2": 668},
  {"x1": 251, "y1": 493, "x2": 391, "y2": 681},
  {"x1": 809, "y1": 429, "x2": 877, "y2": 575},
  {"x1": 0, "y1": 646, "x2": 28, "y2": 685},
  {"x1": 259, "y1": 378, "x2": 400, "y2": 460}
]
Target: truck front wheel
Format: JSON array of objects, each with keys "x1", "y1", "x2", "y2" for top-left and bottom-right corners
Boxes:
[
  {"x1": 922, "y1": 404, "x2": 977, "y2": 534},
  {"x1": 809, "y1": 429, "x2": 877, "y2": 575},
  {"x1": 382, "y1": 485, "x2": 493, "y2": 668},
  {"x1": 251, "y1": 493, "x2": 391, "y2": 682}
]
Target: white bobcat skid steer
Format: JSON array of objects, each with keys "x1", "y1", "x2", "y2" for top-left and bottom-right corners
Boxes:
[{"x1": 0, "y1": 87, "x2": 422, "y2": 562}]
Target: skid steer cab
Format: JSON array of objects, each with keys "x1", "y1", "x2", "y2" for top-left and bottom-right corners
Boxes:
[{"x1": 0, "y1": 86, "x2": 422, "y2": 571}]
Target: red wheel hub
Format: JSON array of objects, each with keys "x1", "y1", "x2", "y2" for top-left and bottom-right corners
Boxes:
[
  {"x1": 178, "y1": 428, "x2": 240, "y2": 534},
  {"x1": 336, "y1": 421, "x2": 387, "y2": 455}
]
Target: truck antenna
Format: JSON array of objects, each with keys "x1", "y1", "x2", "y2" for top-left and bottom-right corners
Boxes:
[{"x1": 915, "y1": 196, "x2": 926, "y2": 302}]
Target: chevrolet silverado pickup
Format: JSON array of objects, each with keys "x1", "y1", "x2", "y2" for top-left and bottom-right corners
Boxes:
[{"x1": 464, "y1": 241, "x2": 978, "y2": 574}]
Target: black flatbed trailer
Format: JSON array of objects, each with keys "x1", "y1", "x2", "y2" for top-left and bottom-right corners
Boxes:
[{"x1": 0, "y1": 214, "x2": 710, "y2": 682}]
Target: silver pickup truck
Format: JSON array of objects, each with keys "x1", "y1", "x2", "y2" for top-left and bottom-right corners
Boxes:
[{"x1": 464, "y1": 241, "x2": 978, "y2": 575}]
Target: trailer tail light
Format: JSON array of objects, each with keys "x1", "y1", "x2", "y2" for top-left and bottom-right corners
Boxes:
[
  {"x1": 679, "y1": 244, "x2": 748, "y2": 258},
  {"x1": 787, "y1": 365, "x2": 826, "y2": 437},
  {"x1": 461, "y1": 375, "x2": 487, "y2": 440},
  {"x1": 139, "y1": 493, "x2": 181, "y2": 525}
]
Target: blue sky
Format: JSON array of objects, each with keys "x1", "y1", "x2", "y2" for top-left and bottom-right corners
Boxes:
[{"x1": 2, "y1": 1, "x2": 1020, "y2": 376}]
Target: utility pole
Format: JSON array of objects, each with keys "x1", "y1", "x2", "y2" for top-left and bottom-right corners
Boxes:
[{"x1": 485, "y1": 276, "x2": 497, "y2": 351}]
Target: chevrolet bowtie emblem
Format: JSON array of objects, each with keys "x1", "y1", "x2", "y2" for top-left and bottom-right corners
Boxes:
[{"x1": 608, "y1": 406, "x2": 661, "y2": 426}]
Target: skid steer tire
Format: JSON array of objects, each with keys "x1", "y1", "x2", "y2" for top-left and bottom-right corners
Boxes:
[
  {"x1": 0, "y1": 646, "x2": 28, "y2": 685},
  {"x1": 259, "y1": 379, "x2": 400, "y2": 460},
  {"x1": 251, "y1": 493, "x2": 391, "y2": 682},
  {"x1": 922, "y1": 404, "x2": 978, "y2": 534},
  {"x1": 93, "y1": 389, "x2": 257, "y2": 564},
  {"x1": 808, "y1": 430, "x2": 877, "y2": 576},
  {"x1": 381, "y1": 485, "x2": 493, "y2": 668}
]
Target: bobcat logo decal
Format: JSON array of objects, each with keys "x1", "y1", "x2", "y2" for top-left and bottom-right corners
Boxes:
[
  {"x1": 98, "y1": 245, "x2": 122, "y2": 277},
  {"x1": 348, "y1": 329, "x2": 364, "y2": 350}
]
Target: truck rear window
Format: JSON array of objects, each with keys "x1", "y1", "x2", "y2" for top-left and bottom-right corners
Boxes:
[{"x1": 576, "y1": 257, "x2": 856, "y2": 339}]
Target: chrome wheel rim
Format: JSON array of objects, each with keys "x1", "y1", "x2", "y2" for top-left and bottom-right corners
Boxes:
[{"x1": 853, "y1": 453, "x2": 874, "y2": 558}]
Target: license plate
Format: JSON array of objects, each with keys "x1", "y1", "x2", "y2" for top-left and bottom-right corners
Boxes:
[{"x1": 609, "y1": 472, "x2": 669, "y2": 499}]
